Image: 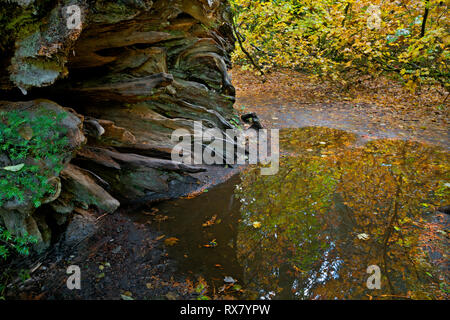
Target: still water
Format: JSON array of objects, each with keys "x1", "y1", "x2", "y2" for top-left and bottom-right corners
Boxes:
[{"x1": 135, "y1": 127, "x2": 449, "y2": 299}]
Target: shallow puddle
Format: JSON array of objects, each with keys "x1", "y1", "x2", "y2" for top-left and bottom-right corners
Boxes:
[{"x1": 134, "y1": 127, "x2": 449, "y2": 299}]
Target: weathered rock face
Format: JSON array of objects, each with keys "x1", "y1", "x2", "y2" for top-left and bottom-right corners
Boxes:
[
  {"x1": 0, "y1": 99, "x2": 86, "y2": 251},
  {"x1": 0, "y1": 0, "x2": 236, "y2": 250}
]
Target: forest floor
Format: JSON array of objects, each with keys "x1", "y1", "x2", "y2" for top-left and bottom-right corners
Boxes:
[
  {"x1": 5, "y1": 68, "x2": 449, "y2": 300},
  {"x1": 231, "y1": 67, "x2": 449, "y2": 149}
]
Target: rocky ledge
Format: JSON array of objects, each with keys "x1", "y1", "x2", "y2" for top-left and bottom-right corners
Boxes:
[{"x1": 0, "y1": 0, "x2": 237, "y2": 251}]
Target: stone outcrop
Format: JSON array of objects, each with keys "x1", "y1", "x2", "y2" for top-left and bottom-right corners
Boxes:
[
  {"x1": 0, "y1": 99, "x2": 86, "y2": 251},
  {"x1": 0, "y1": 0, "x2": 237, "y2": 251}
]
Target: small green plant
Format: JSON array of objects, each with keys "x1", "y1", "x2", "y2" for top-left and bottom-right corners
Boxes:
[
  {"x1": 229, "y1": 114, "x2": 242, "y2": 130},
  {"x1": 0, "y1": 225, "x2": 37, "y2": 260},
  {"x1": 17, "y1": 269, "x2": 31, "y2": 283},
  {"x1": 0, "y1": 108, "x2": 69, "y2": 208},
  {"x1": 195, "y1": 282, "x2": 210, "y2": 300},
  {"x1": 0, "y1": 224, "x2": 38, "y2": 299}
]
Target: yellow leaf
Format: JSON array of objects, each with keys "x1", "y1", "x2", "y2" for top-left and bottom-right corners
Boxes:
[
  {"x1": 252, "y1": 221, "x2": 262, "y2": 228},
  {"x1": 164, "y1": 237, "x2": 179, "y2": 246},
  {"x1": 155, "y1": 235, "x2": 165, "y2": 241}
]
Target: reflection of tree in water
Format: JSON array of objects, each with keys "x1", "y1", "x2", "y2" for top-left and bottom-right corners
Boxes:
[{"x1": 236, "y1": 128, "x2": 449, "y2": 300}]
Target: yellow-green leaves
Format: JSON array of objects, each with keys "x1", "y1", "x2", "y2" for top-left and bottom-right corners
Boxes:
[{"x1": 231, "y1": 0, "x2": 448, "y2": 90}]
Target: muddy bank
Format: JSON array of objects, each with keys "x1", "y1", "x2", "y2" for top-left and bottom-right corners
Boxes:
[
  {"x1": 7, "y1": 209, "x2": 190, "y2": 300},
  {"x1": 4, "y1": 165, "x2": 242, "y2": 300}
]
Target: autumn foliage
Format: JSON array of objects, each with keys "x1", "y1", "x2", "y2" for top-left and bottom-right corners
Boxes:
[{"x1": 231, "y1": 0, "x2": 449, "y2": 91}]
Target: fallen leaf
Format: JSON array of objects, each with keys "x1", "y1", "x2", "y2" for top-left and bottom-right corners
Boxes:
[
  {"x1": 154, "y1": 214, "x2": 169, "y2": 222},
  {"x1": 252, "y1": 221, "x2": 262, "y2": 228},
  {"x1": 143, "y1": 208, "x2": 159, "y2": 215},
  {"x1": 166, "y1": 292, "x2": 178, "y2": 300},
  {"x1": 155, "y1": 235, "x2": 166, "y2": 241},
  {"x1": 233, "y1": 284, "x2": 242, "y2": 291},
  {"x1": 164, "y1": 237, "x2": 179, "y2": 246},
  {"x1": 203, "y1": 239, "x2": 217, "y2": 248},
  {"x1": 202, "y1": 215, "x2": 217, "y2": 227},
  {"x1": 224, "y1": 276, "x2": 236, "y2": 284},
  {"x1": 357, "y1": 233, "x2": 370, "y2": 240},
  {"x1": 3, "y1": 164, "x2": 25, "y2": 172}
]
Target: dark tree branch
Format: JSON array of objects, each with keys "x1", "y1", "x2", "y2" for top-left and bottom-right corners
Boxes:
[
  {"x1": 231, "y1": 15, "x2": 265, "y2": 78},
  {"x1": 420, "y1": 0, "x2": 430, "y2": 38}
]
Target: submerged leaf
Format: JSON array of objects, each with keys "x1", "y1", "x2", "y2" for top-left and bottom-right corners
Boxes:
[
  {"x1": 164, "y1": 237, "x2": 179, "y2": 246},
  {"x1": 224, "y1": 276, "x2": 236, "y2": 284}
]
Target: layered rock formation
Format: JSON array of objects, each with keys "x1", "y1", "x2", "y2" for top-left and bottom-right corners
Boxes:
[{"x1": 0, "y1": 0, "x2": 237, "y2": 250}]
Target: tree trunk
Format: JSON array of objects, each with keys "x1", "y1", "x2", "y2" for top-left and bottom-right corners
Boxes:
[{"x1": 421, "y1": 0, "x2": 430, "y2": 38}]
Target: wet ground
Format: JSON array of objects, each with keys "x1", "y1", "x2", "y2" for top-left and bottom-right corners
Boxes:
[
  {"x1": 7, "y1": 210, "x2": 192, "y2": 300},
  {"x1": 230, "y1": 67, "x2": 449, "y2": 150},
  {"x1": 236, "y1": 100, "x2": 449, "y2": 150}
]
